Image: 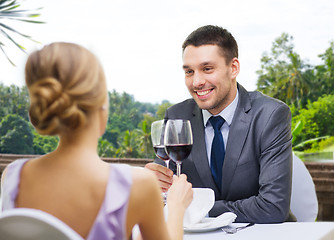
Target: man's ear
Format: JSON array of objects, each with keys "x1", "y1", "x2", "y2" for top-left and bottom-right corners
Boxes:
[{"x1": 230, "y1": 57, "x2": 240, "y2": 79}]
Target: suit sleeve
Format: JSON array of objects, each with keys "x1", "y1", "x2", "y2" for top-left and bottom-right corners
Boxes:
[{"x1": 210, "y1": 103, "x2": 293, "y2": 223}]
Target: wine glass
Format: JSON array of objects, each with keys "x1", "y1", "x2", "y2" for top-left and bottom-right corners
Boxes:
[
  {"x1": 151, "y1": 120, "x2": 170, "y2": 202},
  {"x1": 164, "y1": 119, "x2": 193, "y2": 176}
]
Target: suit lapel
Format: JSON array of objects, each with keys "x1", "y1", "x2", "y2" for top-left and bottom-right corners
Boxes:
[
  {"x1": 190, "y1": 105, "x2": 220, "y2": 193},
  {"x1": 221, "y1": 84, "x2": 252, "y2": 197}
]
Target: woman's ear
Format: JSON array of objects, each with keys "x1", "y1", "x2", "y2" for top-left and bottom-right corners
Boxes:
[{"x1": 99, "y1": 105, "x2": 108, "y2": 137}]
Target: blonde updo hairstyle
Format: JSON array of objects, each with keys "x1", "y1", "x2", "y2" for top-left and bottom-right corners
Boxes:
[{"x1": 25, "y1": 42, "x2": 107, "y2": 136}]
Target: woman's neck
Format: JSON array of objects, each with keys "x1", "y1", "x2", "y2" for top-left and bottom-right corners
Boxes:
[{"x1": 51, "y1": 116, "x2": 101, "y2": 164}]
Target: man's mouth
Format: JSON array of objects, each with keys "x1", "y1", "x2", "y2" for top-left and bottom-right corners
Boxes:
[{"x1": 195, "y1": 89, "x2": 213, "y2": 97}]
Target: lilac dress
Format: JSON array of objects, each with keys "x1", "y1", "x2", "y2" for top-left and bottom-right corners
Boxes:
[{"x1": 1, "y1": 159, "x2": 133, "y2": 240}]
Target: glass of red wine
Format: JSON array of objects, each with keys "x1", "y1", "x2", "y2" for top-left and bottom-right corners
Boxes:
[
  {"x1": 151, "y1": 120, "x2": 170, "y2": 202},
  {"x1": 164, "y1": 119, "x2": 193, "y2": 177}
]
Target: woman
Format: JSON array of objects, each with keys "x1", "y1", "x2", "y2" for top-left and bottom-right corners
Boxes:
[{"x1": 1, "y1": 42, "x2": 193, "y2": 239}]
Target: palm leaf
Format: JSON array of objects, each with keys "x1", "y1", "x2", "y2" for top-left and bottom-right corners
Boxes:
[
  {"x1": 0, "y1": 0, "x2": 18, "y2": 11},
  {"x1": 0, "y1": 22, "x2": 33, "y2": 39},
  {"x1": 293, "y1": 136, "x2": 330, "y2": 150},
  {"x1": 0, "y1": 17, "x2": 44, "y2": 24},
  {"x1": 291, "y1": 120, "x2": 304, "y2": 145},
  {"x1": 0, "y1": 43, "x2": 15, "y2": 65},
  {"x1": 0, "y1": 7, "x2": 43, "y2": 13},
  {"x1": 0, "y1": 28, "x2": 25, "y2": 52},
  {"x1": 0, "y1": 0, "x2": 44, "y2": 65}
]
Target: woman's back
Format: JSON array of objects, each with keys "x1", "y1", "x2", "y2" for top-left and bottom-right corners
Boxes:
[{"x1": 2, "y1": 155, "x2": 135, "y2": 239}]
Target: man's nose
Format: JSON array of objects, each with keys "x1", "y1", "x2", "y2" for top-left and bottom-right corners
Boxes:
[{"x1": 193, "y1": 73, "x2": 205, "y2": 88}]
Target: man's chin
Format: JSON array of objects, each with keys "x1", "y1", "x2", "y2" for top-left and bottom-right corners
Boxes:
[{"x1": 193, "y1": 98, "x2": 212, "y2": 110}]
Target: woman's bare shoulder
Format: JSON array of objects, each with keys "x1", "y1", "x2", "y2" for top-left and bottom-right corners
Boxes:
[
  {"x1": 131, "y1": 167, "x2": 158, "y2": 189},
  {"x1": 127, "y1": 166, "x2": 162, "y2": 219}
]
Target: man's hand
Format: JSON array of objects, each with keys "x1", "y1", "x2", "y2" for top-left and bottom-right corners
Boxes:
[{"x1": 145, "y1": 162, "x2": 174, "y2": 192}]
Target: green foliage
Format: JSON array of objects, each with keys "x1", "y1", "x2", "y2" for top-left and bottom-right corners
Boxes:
[
  {"x1": 257, "y1": 35, "x2": 334, "y2": 111},
  {"x1": 98, "y1": 138, "x2": 116, "y2": 157},
  {"x1": 32, "y1": 129, "x2": 58, "y2": 154},
  {"x1": 0, "y1": 83, "x2": 30, "y2": 121},
  {"x1": 108, "y1": 91, "x2": 152, "y2": 132},
  {"x1": 101, "y1": 126, "x2": 120, "y2": 149},
  {"x1": 258, "y1": 33, "x2": 334, "y2": 154},
  {"x1": 291, "y1": 95, "x2": 334, "y2": 152},
  {"x1": 318, "y1": 137, "x2": 334, "y2": 151},
  {"x1": 296, "y1": 95, "x2": 334, "y2": 140},
  {"x1": 293, "y1": 136, "x2": 329, "y2": 152},
  {"x1": 156, "y1": 101, "x2": 173, "y2": 119},
  {"x1": 0, "y1": 114, "x2": 33, "y2": 153},
  {"x1": 291, "y1": 120, "x2": 304, "y2": 145},
  {"x1": 137, "y1": 119, "x2": 154, "y2": 158},
  {"x1": 0, "y1": 84, "x2": 164, "y2": 158},
  {"x1": 116, "y1": 130, "x2": 142, "y2": 158},
  {"x1": 313, "y1": 41, "x2": 334, "y2": 97}
]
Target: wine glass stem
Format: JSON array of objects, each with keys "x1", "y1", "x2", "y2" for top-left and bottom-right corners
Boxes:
[
  {"x1": 176, "y1": 162, "x2": 181, "y2": 176},
  {"x1": 165, "y1": 160, "x2": 170, "y2": 169},
  {"x1": 162, "y1": 160, "x2": 170, "y2": 205}
]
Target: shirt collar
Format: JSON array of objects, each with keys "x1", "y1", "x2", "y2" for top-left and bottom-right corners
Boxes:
[{"x1": 202, "y1": 89, "x2": 239, "y2": 127}]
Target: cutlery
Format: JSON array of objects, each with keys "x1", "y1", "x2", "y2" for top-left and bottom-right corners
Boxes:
[{"x1": 222, "y1": 223, "x2": 254, "y2": 234}]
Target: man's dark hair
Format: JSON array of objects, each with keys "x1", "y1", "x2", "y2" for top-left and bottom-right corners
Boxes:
[{"x1": 182, "y1": 25, "x2": 238, "y2": 63}]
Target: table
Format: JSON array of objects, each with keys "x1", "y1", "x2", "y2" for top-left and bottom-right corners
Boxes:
[{"x1": 184, "y1": 222, "x2": 334, "y2": 240}]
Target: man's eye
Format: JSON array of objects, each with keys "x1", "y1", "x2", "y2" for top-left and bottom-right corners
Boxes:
[
  {"x1": 185, "y1": 70, "x2": 193, "y2": 75},
  {"x1": 204, "y1": 67, "x2": 213, "y2": 72}
]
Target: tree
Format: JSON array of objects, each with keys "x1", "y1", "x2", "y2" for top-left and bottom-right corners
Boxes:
[
  {"x1": 156, "y1": 101, "x2": 173, "y2": 119},
  {"x1": 98, "y1": 138, "x2": 116, "y2": 157},
  {"x1": 313, "y1": 41, "x2": 334, "y2": 97},
  {"x1": 116, "y1": 130, "x2": 142, "y2": 158},
  {"x1": 32, "y1": 129, "x2": 58, "y2": 154},
  {"x1": 256, "y1": 33, "x2": 313, "y2": 109},
  {"x1": 0, "y1": 114, "x2": 33, "y2": 153},
  {"x1": 0, "y1": 84, "x2": 165, "y2": 158},
  {"x1": 0, "y1": 0, "x2": 44, "y2": 65},
  {"x1": 137, "y1": 119, "x2": 154, "y2": 158},
  {"x1": 292, "y1": 95, "x2": 334, "y2": 146},
  {"x1": 102, "y1": 125, "x2": 120, "y2": 149},
  {"x1": 0, "y1": 83, "x2": 30, "y2": 121},
  {"x1": 108, "y1": 91, "x2": 143, "y2": 132}
]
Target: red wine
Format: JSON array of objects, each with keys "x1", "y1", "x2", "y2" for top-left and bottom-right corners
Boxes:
[
  {"x1": 153, "y1": 145, "x2": 169, "y2": 161},
  {"x1": 165, "y1": 144, "x2": 192, "y2": 162}
]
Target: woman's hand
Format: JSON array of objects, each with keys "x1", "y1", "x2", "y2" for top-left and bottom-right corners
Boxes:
[{"x1": 167, "y1": 174, "x2": 193, "y2": 211}]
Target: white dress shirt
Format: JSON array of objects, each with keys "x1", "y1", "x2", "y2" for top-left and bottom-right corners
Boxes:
[{"x1": 202, "y1": 90, "x2": 239, "y2": 166}]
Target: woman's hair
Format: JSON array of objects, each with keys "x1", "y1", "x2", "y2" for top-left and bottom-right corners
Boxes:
[{"x1": 25, "y1": 42, "x2": 107, "y2": 136}]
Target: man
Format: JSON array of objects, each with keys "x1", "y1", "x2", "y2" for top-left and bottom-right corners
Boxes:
[{"x1": 146, "y1": 25, "x2": 295, "y2": 223}]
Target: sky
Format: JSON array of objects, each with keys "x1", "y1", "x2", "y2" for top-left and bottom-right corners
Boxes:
[{"x1": 0, "y1": 0, "x2": 333, "y2": 104}]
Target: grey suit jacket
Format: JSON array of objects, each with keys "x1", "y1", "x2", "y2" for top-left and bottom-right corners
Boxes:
[{"x1": 162, "y1": 84, "x2": 294, "y2": 223}]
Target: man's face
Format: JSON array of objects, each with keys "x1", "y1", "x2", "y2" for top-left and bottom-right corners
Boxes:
[{"x1": 182, "y1": 44, "x2": 239, "y2": 115}]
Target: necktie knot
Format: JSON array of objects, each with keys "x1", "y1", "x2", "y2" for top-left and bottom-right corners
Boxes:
[{"x1": 209, "y1": 116, "x2": 225, "y2": 132}]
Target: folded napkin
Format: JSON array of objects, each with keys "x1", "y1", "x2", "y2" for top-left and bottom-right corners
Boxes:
[
  {"x1": 183, "y1": 188, "x2": 215, "y2": 227},
  {"x1": 164, "y1": 188, "x2": 237, "y2": 229}
]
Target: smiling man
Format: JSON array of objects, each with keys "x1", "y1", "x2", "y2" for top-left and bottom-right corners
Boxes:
[{"x1": 146, "y1": 25, "x2": 295, "y2": 223}]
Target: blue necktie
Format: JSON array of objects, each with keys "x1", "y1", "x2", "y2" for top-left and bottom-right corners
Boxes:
[{"x1": 209, "y1": 116, "x2": 225, "y2": 191}]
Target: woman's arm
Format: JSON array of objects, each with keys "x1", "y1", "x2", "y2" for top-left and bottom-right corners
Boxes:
[{"x1": 127, "y1": 168, "x2": 192, "y2": 240}]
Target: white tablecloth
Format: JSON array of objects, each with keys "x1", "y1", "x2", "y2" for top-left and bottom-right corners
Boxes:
[{"x1": 184, "y1": 222, "x2": 334, "y2": 240}]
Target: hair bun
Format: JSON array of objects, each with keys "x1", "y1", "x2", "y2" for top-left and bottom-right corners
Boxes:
[
  {"x1": 29, "y1": 77, "x2": 86, "y2": 135},
  {"x1": 25, "y1": 42, "x2": 107, "y2": 136}
]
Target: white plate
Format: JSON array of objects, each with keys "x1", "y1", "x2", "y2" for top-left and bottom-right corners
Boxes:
[{"x1": 184, "y1": 214, "x2": 236, "y2": 233}]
